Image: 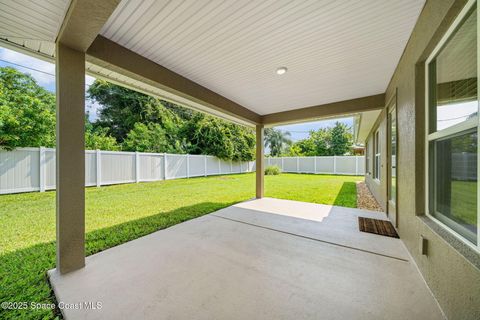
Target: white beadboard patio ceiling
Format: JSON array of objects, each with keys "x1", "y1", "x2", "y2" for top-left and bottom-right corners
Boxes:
[
  {"x1": 0, "y1": 0, "x2": 425, "y2": 117},
  {"x1": 0, "y1": 0, "x2": 70, "y2": 58},
  {"x1": 100, "y1": 0, "x2": 425, "y2": 115}
]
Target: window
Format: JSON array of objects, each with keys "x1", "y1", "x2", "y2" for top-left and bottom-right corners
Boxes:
[
  {"x1": 366, "y1": 142, "x2": 370, "y2": 174},
  {"x1": 426, "y1": 0, "x2": 478, "y2": 249},
  {"x1": 374, "y1": 130, "x2": 381, "y2": 180},
  {"x1": 389, "y1": 107, "x2": 397, "y2": 203}
]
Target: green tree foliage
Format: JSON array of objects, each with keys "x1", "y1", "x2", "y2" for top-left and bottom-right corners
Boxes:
[
  {"x1": 289, "y1": 129, "x2": 328, "y2": 156},
  {"x1": 329, "y1": 121, "x2": 352, "y2": 155},
  {"x1": 0, "y1": 67, "x2": 120, "y2": 151},
  {"x1": 287, "y1": 121, "x2": 353, "y2": 156},
  {"x1": 87, "y1": 80, "x2": 255, "y2": 160},
  {"x1": 264, "y1": 128, "x2": 292, "y2": 157},
  {"x1": 87, "y1": 80, "x2": 186, "y2": 144},
  {"x1": 228, "y1": 121, "x2": 255, "y2": 161},
  {"x1": 286, "y1": 143, "x2": 303, "y2": 156},
  {"x1": 0, "y1": 69, "x2": 255, "y2": 160},
  {"x1": 123, "y1": 122, "x2": 171, "y2": 153},
  {"x1": 85, "y1": 116, "x2": 120, "y2": 150},
  {"x1": 181, "y1": 113, "x2": 255, "y2": 161},
  {"x1": 0, "y1": 67, "x2": 56, "y2": 150}
]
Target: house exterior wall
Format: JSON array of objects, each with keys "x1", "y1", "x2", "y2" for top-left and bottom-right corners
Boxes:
[
  {"x1": 364, "y1": 1, "x2": 480, "y2": 319},
  {"x1": 365, "y1": 109, "x2": 388, "y2": 211}
]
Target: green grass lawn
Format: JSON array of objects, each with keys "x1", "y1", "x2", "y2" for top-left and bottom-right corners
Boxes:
[
  {"x1": 450, "y1": 180, "x2": 477, "y2": 227},
  {"x1": 0, "y1": 173, "x2": 361, "y2": 319}
]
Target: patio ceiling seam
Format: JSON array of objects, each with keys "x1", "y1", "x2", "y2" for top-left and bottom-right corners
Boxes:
[{"x1": 211, "y1": 214, "x2": 409, "y2": 262}]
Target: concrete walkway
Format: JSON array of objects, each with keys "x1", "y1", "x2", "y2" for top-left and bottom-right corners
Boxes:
[{"x1": 49, "y1": 198, "x2": 444, "y2": 320}]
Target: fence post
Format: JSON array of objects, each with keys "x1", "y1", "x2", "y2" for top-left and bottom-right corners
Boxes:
[
  {"x1": 39, "y1": 147, "x2": 46, "y2": 192},
  {"x1": 333, "y1": 155, "x2": 337, "y2": 175},
  {"x1": 204, "y1": 155, "x2": 207, "y2": 177},
  {"x1": 96, "y1": 149, "x2": 101, "y2": 187},
  {"x1": 355, "y1": 156, "x2": 359, "y2": 175},
  {"x1": 135, "y1": 151, "x2": 140, "y2": 183},
  {"x1": 230, "y1": 160, "x2": 233, "y2": 174},
  {"x1": 186, "y1": 154, "x2": 190, "y2": 178},
  {"x1": 164, "y1": 153, "x2": 168, "y2": 180},
  {"x1": 218, "y1": 158, "x2": 221, "y2": 174},
  {"x1": 281, "y1": 157, "x2": 284, "y2": 171},
  {"x1": 296, "y1": 156, "x2": 299, "y2": 173},
  {"x1": 314, "y1": 156, "x2": 317, "y2": 174}
]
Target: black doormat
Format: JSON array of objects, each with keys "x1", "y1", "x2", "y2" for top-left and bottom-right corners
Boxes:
[{"x1": 358, "y1": 217, "x2": 399, "y2": 238}]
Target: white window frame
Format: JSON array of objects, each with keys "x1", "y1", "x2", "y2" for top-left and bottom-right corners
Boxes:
[
  {"x1": 424, "y1": 0, "x2": 480, "y2": 252},
  {"x1": 374, "y1": 130, "x2": 381, "y2": 181},
  {"x1": 388, "y1": 104, "x2": 397, "y2": 204},
  {"x1": 366, "y1": 142, "x2": 370, "y2": 174}
]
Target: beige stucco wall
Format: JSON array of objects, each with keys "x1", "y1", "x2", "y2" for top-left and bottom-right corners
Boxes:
[
  {"x1": 365, "y1": 1, "x2": 480, "y2": 319},
  {"x1": 365, "y1": 110, "x2": 387, "y2": 212}
]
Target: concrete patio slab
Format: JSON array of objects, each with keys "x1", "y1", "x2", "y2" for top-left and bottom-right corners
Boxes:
[
  {"x1": 49, "y1": 198, "x2": 444, "y2": 320},
  {"x1": 215, "y1": 198, "x2": 410, "y2": 261}
]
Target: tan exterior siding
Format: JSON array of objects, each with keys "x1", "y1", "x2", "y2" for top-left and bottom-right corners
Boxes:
[{"x1": 365, "y1": 1, "x2": 480, "y2": 319}]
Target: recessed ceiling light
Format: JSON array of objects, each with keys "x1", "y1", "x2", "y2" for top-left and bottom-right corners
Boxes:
[{"x1": 276, "y1": 67, "x2": 288, "y2": 75}]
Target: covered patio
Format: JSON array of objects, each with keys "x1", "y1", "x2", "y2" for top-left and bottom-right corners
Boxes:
[
  {"x1": 0, "y1": 0, "x2": 398, "y2": 276},
  {"x1": 3, "y1": 0, "x2": 480, "y2": 319},
  {"x1": 49, "y1": 198, "x2": 443, "y2": 320}
]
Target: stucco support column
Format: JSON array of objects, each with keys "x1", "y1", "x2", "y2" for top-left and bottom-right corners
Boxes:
[
  {"x1": 56, "y1": 43, "x2": 85, "y2": 274},
  {"x1": 256, "y1": 124, "x2": 264, "y2": 198}
]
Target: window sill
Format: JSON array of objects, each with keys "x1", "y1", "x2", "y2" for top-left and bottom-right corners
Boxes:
[{"x1": 418, "y1": 215, "x2": 480, "y2": 271}]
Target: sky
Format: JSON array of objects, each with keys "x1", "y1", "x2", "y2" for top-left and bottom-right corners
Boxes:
[{"x1": 436, "y1": 101, "x2": 477, "y2": 131}]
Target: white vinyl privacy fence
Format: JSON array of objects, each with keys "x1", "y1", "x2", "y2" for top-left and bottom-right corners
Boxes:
[
  {"x1": 0, "y1": 147, "x2": 254, "y2": 195},
  {"x1": 0, "y1": 148, "x2": 365, "y2": 195},
  {"x1": 265, "y1": 156, "x2": 365, "y2": 176}
]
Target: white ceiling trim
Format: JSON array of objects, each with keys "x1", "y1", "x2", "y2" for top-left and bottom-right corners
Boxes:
[{"x1": 0, "y1": 0, "x2": 71, "y2": 57}]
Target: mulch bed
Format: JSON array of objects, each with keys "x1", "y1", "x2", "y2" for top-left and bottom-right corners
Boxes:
[{"x1": 356, "y1": 181, "x2": 383, "y2": 212}]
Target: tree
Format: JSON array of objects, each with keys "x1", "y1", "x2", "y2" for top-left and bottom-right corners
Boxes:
[
  {"x1": 287, "y1": 121, "x2": 353, "y2": 156},
  {"x1": 0, "y1": 71, "x2": 256, "y2": 160},
  {"x1": 123, "y1": 122, "x2": 171, "y2": 153},
  {"x1": 85, "y1": 115, "x2": 120, "y2": 150},
  {"x1": 291, "y1": 129, "x2": 329, "y2": 156},
  {"x1": 228, "y1": 122, "x2": 255, "y2": 161},
  {"x1": 286, "y1": 144, "x2": 303, "y2": 156},
  {"x1": 87, "y1": 80, "x2": 255, "y2": 160},
  {"x1": 87, "y1": 80, "x2": 186, "y2": 144},
  {"x1": 181, "y1": 113, "x2": 255, "y2": 161},
  {"x1": 0, "y1": 67, "x2": 56, "y2": 150},
  {"x1": 264, "y1": 128, "x2": 292, "y2": 157},
  {"x1": 329, "y1": 122, "x2": 352, "y2": 155}
]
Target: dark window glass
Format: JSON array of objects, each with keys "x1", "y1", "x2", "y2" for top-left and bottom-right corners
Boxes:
[{"x1": 430, "y1": 130, "x2": 477, "y2": 244}]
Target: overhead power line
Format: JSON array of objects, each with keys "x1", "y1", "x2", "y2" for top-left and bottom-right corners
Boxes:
[
  {"x1": 0, "y1": 58, "x2": 93, "y2": 88},
  {"x1": 0, "y1": 58, "x2": 54, "y2": 76}
]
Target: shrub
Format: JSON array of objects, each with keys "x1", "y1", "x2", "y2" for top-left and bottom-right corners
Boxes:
[{"x1": 265, "y1": 165, "x2": 281, "y2": 175}]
